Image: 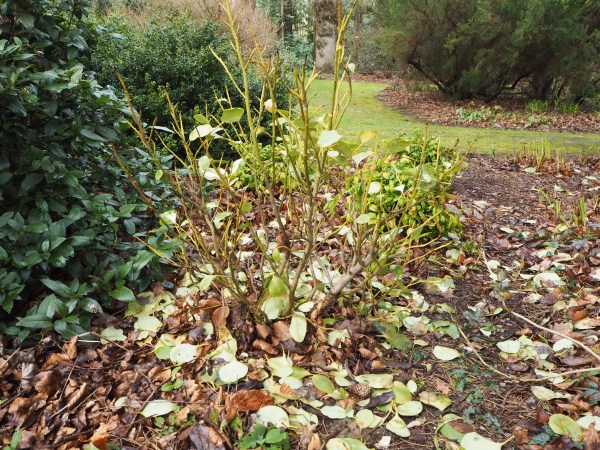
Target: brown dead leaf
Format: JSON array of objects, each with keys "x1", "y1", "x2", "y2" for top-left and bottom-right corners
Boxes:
[
  {"x1": 42, "y1": 353, "x2": 71, "y2": 370},
  {"x1": 273, "y1": 321, "x2": 292, "y2": 341},
  {"x1": 89, "y1": 423, "x2": 109, "y2": 450},
  {"x1": 64, "y1": 336, "x2": 78, "y2": 360},
  {"x1": 225, "y1": 389, "x2": 273, "y2": 422},
  {"x1": 561, "y1": 355, "x2": 596, "y2": 366},
  {"x1": 556, "y1": 403, "x2": 578, "y2": 412},
  {"x1": 252, "y1": 339, "x2": 279, "y2": 355},
  {"x1": 434, "y1": 378, "x2": 451, "y2": 395},
  {"x1": 188, "y1": 422, "x2": 227, "y2": 450},
  {"x1": 514, "y1": 426, "x2": 531, "y2": 445},
  {"x1": 451, "y1": 419, "x2": 476, "y2": 434},
  {"x1": 298, "y1": 425, "x2": 320, "y2": 450},
  {"x1": 172, "y1": 405, "x2": 191, "y2": 425},
  {"x1": 308, "y1": 434, "x2": 321, "y2": 450},
  {"x1": 33, "y1": 370, "x2": 61, "y2": 398},
  {"x1": 212, "y1": 305, "x2": 230, "y2": 329},
  {"x1": 8, "y1": 397, "x2": 33, "y2": 428},
  {"x1": 256, "y1": 324, "x2": 272, "y2": 339},
  {"x1": 583, "y1": 424, "x2": 599, "y2": 450}
]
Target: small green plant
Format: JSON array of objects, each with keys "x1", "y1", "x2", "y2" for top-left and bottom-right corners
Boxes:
[
  {"x1": 526, "y1": 99, "x2": 549, "y2": 114},
  {"x1": 3, "y1": 429, "x2": 22, "y2": 450},
  {"x1": 455, "y1": 106, "x2": 496, "y2": 122},
  {"x1": 237, "y1": 424, "x2": 290, "y2": 450},
  {"x1": 557, "y1": 100, "x2": 580, "y2": 115}
]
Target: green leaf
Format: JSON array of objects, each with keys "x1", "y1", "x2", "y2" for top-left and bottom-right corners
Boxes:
[
  {"x1": 432, "y1": 345, "x2": 461, "y2": 361},
  {"x1": 312, "y1": 374, "x2": 335, "y2": 394},
  {"x1": 386, "y1": 415, "x2": 410, "y2": 437},
  {"x1": 321, "y1": 405, "x2": 350, "y2": 419},
  {"x1": 419, "y1": 391, "x2": 452, "y2": 411},
  {"x1": 460, "y1": 432, "x2": 503, "y2": 450},
  {"x1": 194, "y1": 113, "x2": 210, "y2": 124},
  {"x1": 397, "y1": 400, "x2": 423, "y2": 416},
  {"x1": 21, "y1": 173, "x2": 44, "y2": 192},
  {"x1": 355, "y1": 373, "x2": 393, "y2": 389},
  {"x1": 218, "y1": 359, "x2": 248, "y2": 383},
  {"x1": 17, "y1": 314, "x2": 53, "y2": 329},
  {"x1": 548, "y1": 414, "x2": 582, "y2": 440},
  {"x1": 356, "y1": 214, "x2": 370, "y2": 225},
  {"x1": 100, "y1": 326, "x2": 127, "y2": 344},
  {"x1": 110, "y1": 286, "x2": 136, "y2": 302},
  {"x1": 170, "y1": 343, "x2": 199, "y2": 365},
  {"x1": 317, "y1": 130, "x2": 342, "y2": 148},
  {"x1": 134, "y1": 315, "x2": 162, "y2": 333},
  {"x1": 290, "y1": 312, "x2": 307, "y2": 343},
  {"x1": 221, "y1": 107, "x2": 244, "y2": 123},
  {"x1": 268, "y1": 275, "x2": 288, "y2": 297},
  {"x1": 255, "y1": 406, "x2": 290, "y2": 427},
  {"x1": 18, "y1": 13, "x2": 35, "y2": 28},
  {"x1": 140, "y1": 400, "x2": 177, "y2": 417},
  {"x1": 326, "y1": 438, "x2": 369, "y2": 450}
]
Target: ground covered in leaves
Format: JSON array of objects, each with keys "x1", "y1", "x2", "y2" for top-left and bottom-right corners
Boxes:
[
  {"x1": 1, "y1": 154, "x2": 599, "y2": 450},
  {"x1": 378, "y1": 80, "x2": 600, "y2": 134}
]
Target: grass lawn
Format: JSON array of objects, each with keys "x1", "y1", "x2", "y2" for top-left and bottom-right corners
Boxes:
[{"x1": 309, "y1": 79, "x2": 600, "y2": 154}]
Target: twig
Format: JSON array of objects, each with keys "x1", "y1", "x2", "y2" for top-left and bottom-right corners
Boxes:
[
  {"x1": 0, "y1": 347, "x2": 20, "y2": 372},
  {"x1": 500, "y1": 296, "x2": 600, "y2": 364},
  {"x1": 455, "y1": 317, "x2": 600, "y2": 382}
]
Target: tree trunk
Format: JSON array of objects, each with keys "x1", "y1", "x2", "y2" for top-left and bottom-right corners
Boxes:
[
  {"x1": 351, "y1": 3, "x2": 363, "y2": 65},
  {"x1": 281, "y1": 0, "x2": 293, "y2": 38},
  {"x1": 313, "y1": 0, "x2": 337, "y2": 73}
]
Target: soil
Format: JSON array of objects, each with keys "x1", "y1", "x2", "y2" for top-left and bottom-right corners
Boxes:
[{"x1": 377, "y1": 79, "x2": 600, "y2": 134}]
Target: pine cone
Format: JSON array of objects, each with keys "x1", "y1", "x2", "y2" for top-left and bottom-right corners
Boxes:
[{"x1": 348, "y1": 383, "x2": 371, "y2": 399}]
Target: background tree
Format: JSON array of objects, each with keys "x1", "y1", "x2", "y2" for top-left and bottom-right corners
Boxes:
[
  {"x1": 377, "y1": 0, "x2": 600, "y2": 101},
  {"x1": 313, "y1": 0, "x2": 338, "y2": 72}
]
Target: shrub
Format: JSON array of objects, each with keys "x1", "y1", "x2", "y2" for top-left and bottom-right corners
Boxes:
[
  {"x1": 117, "y1": 4, "x2": 465, "y2": 327},
  {"x1": 347, "y1": 132, "x2": 463, "y2": 241},
  {"x1": 378, "y1": 0, "x2": 600, "y2": 101},
  {"x1": 91, "y1": 12, "x2": 287, "y2": 159},
  {"x1": 0, "y1": 0, "x2": 165, "y2": 340}
]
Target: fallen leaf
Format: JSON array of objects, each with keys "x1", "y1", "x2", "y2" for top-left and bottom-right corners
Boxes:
[
  {"x1": 141, "y1": 399, "x2": 177, "y2": 417},
  {"x1": 433, "y1": 345, "x2": 461, "y2": 361},
  {"x1": 212, "y1": 305, "x2": 229, "y2": 328},
  {"x1": 33, "y1": 370, "x2": 61, "y2": 398},
  {"x1": 225, "y1": 389, "x2": 273, "y2": 422},
  {"x1": 549, "y1": 413, "x2": 583, "y2": 440},
  {"x1": 89, "y1": 423, "x2": 109, "y2": 450},
  {"x1": 188, "y1": 422, "x2": 227, "y2": 450},
  {"x1": 460, "y1": 432, "x2": 502, "y2": 450},
  {"x1": 583, "y1": 423, "x2": 599, "y2": 450}
]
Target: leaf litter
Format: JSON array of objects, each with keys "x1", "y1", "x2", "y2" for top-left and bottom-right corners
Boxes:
[{"x1": 0, "y1": 153, "x2": 599, "y2": 449}]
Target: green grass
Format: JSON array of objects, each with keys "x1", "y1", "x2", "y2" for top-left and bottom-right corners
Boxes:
[{"x1": 309, "y1": 79, "x2": 600, "y2": 154}]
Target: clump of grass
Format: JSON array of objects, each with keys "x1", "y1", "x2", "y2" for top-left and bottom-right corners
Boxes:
[{"x1": 526, "y1": 99, "x2": 549, "y2": 114}]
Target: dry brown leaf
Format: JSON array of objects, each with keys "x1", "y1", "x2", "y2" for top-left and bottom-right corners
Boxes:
[
  {"x1": 89, "y1": 422, "x2": 109, "y2": 450},
  {"x1": 514, "y1": 426, "x2": 531, "y2": 445},
  {"x1": 434, "y1": 378, "x2": 451, "y2": 395},
  {"x1": 212, "y1": 305, "x2": 230, "y2": 329},
  {"x1": 225, "y1": 389, "x2": 273, "y2": 422},
  {"x1": 172, "y1": 405, "x2": 191, "y2": 425},
  {"x1": 256, "y1": 323, "x2": 272, "y2": 339},
  {"x1": 583, "y1": 423, "x2": 599, "y2": 450},
  {"x1": 43, "y1": 353, "x2": 71, "y2": 370},
  {"x1": 188, "y1": 422, "x2": 227, "y2": 450},
  {"x1": 63, "y1": 336, "x2": 78, "y2": 360},
  {"x1": 8, "y1": 397, "x2": 33, "y2": 428},
  {"x1": 252, "y1": 339, "x2": 279, "y2": 355},
  {"x1": 273, "y1": 321, "x2": 292, "y2": 341},
  {"x1": 33, "y1": 370, "x2": 61, "y2": 398}
]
